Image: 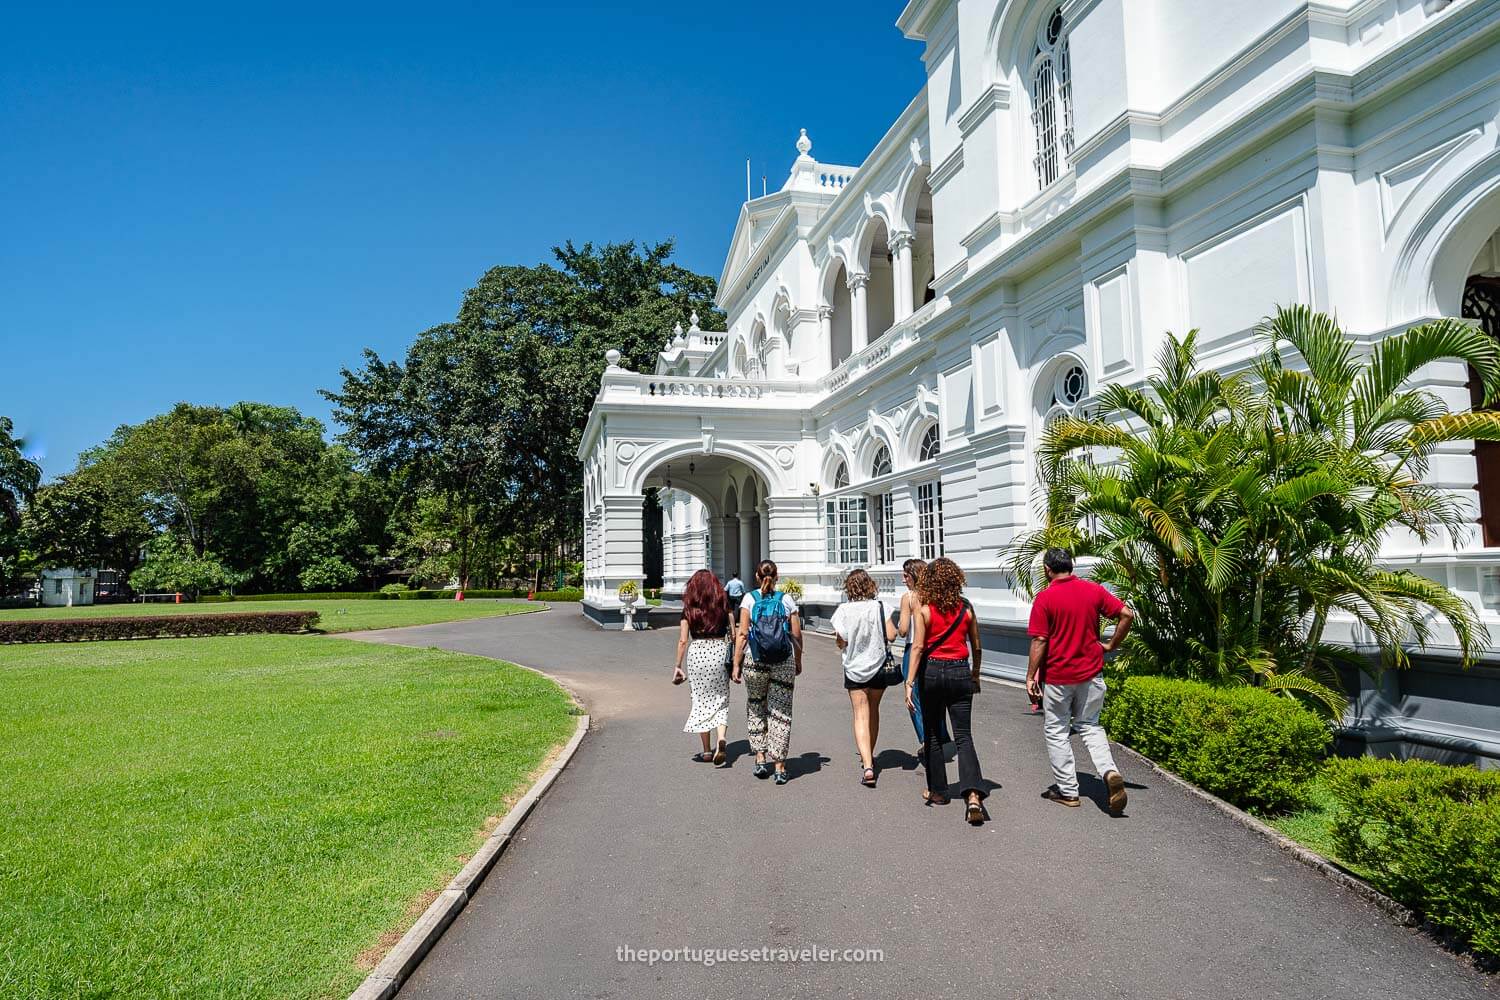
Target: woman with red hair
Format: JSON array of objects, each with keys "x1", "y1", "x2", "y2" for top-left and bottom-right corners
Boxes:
[{"x1": 672, "y1": 568, "x2": 734, "y2": 764}]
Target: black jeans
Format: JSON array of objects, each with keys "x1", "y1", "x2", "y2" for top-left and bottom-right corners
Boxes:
[{"x1": 920, "y1": 657, "x2": 986, "y2": 799}]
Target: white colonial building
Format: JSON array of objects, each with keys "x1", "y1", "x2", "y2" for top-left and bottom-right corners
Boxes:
[{"x1": 581, "y1": 0, "x2": 1500, "y2": 759}]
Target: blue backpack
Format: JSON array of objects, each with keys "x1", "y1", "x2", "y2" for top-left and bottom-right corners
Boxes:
[{"x1": 748, "y1": 590, "x2": 793, "y2": 664}]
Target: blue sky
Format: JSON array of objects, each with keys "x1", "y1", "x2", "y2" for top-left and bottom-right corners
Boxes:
[{"x1": 1, "y1": 2, "x2": 924, "y2": 479}]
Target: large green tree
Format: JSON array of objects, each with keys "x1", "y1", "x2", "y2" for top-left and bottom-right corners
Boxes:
[
  {"x1": 1007, "y1": 305, "x2": 1500, "y2": 714},
  {"x1": 0, "y1": 416, "x2": 42, "y2": 593},
  {"x1": 78, "y1": 403, "x2": 390, "y2": 592},
  {"x1": 325, "y1": 240, "x2": 723, "y2": 586}
]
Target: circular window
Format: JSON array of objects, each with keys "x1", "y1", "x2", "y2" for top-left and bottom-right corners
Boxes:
[
  {"x1": 1046, "y1": 8, "x2": 1064, "y2": 44},
  {"x1": 1059, "y1": 364, "x2": 1087, "y2": 407}
]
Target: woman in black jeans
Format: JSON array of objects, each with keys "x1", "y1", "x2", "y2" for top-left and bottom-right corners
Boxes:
[{"x1": 905, "y1": 557, "x2": 988, "y2": 824}]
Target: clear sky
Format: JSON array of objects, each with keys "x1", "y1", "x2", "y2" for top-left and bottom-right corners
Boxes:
[{"x1": 2, "y1": 1, "x2": 924, "y2": 479}]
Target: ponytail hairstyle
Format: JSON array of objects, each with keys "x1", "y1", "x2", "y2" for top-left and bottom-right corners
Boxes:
[{"x1": 756, "y1": 559, "x2": 779, "y2": 596}]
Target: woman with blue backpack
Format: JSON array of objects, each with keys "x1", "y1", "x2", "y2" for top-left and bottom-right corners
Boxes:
[{"x1": 730, "y1": 559, "x2": 802, "y2": 784}]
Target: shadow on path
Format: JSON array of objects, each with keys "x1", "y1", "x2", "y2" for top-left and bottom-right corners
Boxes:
[{"x1": 347, "y1": 610, "x2": 1493, "y2": 1000}]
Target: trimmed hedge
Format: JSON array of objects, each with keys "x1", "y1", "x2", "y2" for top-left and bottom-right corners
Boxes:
[
  {"x1": 1100, "y1": 675, "x2": 1330, "y2": 813},
  {"x1": 1326, "y1": 757, "x2": 1500, "y2": 959},
  {"x1": 199, "y1": 589, "x2": 530, "y2": 603},
  {"x1": 0, "y1": 611, "x2": 320, "y2": 644},
  {"x1": 531, "y1": 588, "x2": 584, "y2": 602}
]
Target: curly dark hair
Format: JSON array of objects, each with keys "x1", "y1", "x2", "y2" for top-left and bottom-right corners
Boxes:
[
  {"x1": 917, "y1": 557, "x2": 965, "y2": 613},
  {"x1": 843, "y1": 568, "x2": 877, "y2": 601}
]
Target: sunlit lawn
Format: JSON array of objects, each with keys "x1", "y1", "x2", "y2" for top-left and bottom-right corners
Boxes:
[
  {"x1": 0, "y1": 598, "x2": 540, "y2": 633},
  {"x1": 0, "y1": 633, "x2": 577, "y2": 998}
]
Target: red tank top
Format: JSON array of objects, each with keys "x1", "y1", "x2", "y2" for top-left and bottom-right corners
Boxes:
[{"x1": 925, "y1": 602, "x2": 971, "y2": 659}]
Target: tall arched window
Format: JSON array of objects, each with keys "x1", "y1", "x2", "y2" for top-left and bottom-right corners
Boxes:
[
  {"x1": 833, "y1": 461, "x2": 850, "y2": 489},
  {"x1": 919, "y1": 425, "x2": 941, "y2": 462},
  {"x1": 871, "y1": 445, "x2": 892, "y2": 478},
  {"x1": 1030, "y1": 7, "x2": 1074, "y2": 189}
]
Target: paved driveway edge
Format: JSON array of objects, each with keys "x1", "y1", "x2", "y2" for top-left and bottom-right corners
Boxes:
[
  {"x1": 347, "y1": 704, "x2": 591, "y2": 1000},
  {"x1": 1116, "y1": 744, "x2": 1414, "y2": 926}
]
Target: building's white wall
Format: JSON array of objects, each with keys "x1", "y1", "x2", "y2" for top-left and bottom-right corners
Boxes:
[{"x1": 584, "y1": 0, "x2": 1500, "y2": 653}]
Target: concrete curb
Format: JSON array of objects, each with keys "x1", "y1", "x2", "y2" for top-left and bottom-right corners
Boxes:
[
  {"x1": 1115, "y1": 744, "x2": 1415, "y2": 926},
  {"x1": 347, "y1": 697, "x2": 590, "y2": 1000}
]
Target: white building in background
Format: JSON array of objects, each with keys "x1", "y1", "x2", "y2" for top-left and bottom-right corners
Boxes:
[
  {"x1": 582, "y1": 0, "x2": 1500, "y2": 759},
  {"x1": 39, "y1": 568, "x2": 95, "y2": 607}
]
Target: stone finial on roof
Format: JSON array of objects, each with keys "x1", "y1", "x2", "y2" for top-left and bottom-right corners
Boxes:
[
  {"x1": 605, "y1": 349, "x2": 623, "y2": 370},
  {"x1": 796, "y1": 128, "x2": 812, "y2": 157},
  {"x1": 689, "y1": 311, "x2": 701, "y2": 334}
]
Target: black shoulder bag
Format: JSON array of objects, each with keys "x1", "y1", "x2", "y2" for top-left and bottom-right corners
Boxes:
[{"x1": 876, "y1": 601, "x2": 903, "y2": 688}]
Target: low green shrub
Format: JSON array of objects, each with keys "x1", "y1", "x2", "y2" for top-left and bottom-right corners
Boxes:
[
  {"x1": 1100, "y1": 675, "x2": 1330, "y2": 813},
  {"x1": 532, "y1": 588, "x2": 584, "y2": 602},
  {"x1": 0, "y1": 611, "x2": 320, "y2": 643},
  {"x1": 378, "y1": 583, "x2": 409, "y2": 595},
  {"x1": 210, "y1": 592, "x2": 388, "y2": 602},
  {"x1": 1325, "y1": 757, "x2": 1500, "y2": 958}
]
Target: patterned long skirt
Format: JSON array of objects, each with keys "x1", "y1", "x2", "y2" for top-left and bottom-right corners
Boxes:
[
  {"x1": 683, "y1": 637, "x2": 730, "y2": 733},
  {"x1": 744, "y1": 659, "x2": 796, "y2": 761}
]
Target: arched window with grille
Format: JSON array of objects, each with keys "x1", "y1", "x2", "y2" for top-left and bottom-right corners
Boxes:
[
  {"x1": 871, "y1": 445, "x2": 892, "y2": 478},
  {"x1": 1030, "y1": 7, "x2": 1074, "y2": 190},
  {"x1": 833, "y1": 461, "x2": 850, "y2": 489},
  {"x1": 919, "y1": 424, "x2": 941, "y2": 463}
]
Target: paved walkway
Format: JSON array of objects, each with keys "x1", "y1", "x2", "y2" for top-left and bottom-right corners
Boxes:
[{"x1": 351, "y1": 609, "x2": 1493, "y2": 1000}]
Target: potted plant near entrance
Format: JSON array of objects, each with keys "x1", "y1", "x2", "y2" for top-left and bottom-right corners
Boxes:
[
  {"x1": 780, "y1": 578, "x2": 804, "y2": 602},
  {"x1": 618, "y1": 580, "x2": 640, "y2": 606}
]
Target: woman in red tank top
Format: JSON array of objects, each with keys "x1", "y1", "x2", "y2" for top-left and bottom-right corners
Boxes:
[{"x1": 906, "y1": 557, "x2": 989, "y2": 824}]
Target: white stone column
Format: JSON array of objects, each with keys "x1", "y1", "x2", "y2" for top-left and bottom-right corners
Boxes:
[
  {"x1": 849, "y1": 272, "x2": 870, "y2": 354},
  {"x1": 708, "y1": 516, "x2": 733, "y2": 577},
  {"x1": 738, "y1": 515, "x2": 754, "y2": 577},
  {"x1": 598, "y1": 494, "x2": 645, "y2": 604},
  {"x1": 891, "y1": 231, "x2": 914, "y2": 321},
  {"x1": 758, "y1": 504, "x2": 770, "y2": 562}
]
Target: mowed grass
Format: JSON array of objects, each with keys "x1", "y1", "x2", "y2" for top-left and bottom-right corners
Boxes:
[
  {"x1": 0, "y1": 598, "x2": 540, "y2": 633},
  {"x1": 0, "y1": 634, "x2": 577, "y2": 998}
]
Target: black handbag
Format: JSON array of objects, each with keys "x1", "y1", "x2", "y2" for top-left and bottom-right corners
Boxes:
[{"x1": 876, "y1": 601, "x2": 904, "y2": 688}]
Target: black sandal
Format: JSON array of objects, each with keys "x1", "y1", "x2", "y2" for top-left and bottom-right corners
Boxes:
[
  {"x1": 773, "y1": 769, "x2": 789, "y2": 785},
  {"x1": 753, "y1": 761, "x2": 771, "y2": 779},
  {"x1": 693, "y1": 751, "x2": 715, "y2": 763},
  {"x1": 861, "y1": 767, "x2": 877, "y2": 787}
]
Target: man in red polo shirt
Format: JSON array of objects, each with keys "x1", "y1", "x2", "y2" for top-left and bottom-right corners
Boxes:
[{"x1": 1026, "y1": 547, "x2": 1135, "y2": 814}]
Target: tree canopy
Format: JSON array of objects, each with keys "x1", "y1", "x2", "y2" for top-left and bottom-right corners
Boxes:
[{"x1": 324, "y1": 240, "x2": 722, "y2": 586}]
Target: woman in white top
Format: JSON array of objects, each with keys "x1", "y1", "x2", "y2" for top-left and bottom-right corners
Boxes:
[{"x1": 830, "y1": 568, "x2": 896, "y2": 788}]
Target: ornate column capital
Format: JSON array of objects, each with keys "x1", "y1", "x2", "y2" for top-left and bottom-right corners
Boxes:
[
  {"x1": 888, "y1": 230, "x2": 915, "y2": 254},
  {"x1": 817, "y1": 304, "x2": 834, "y2": 320},
  {"x1": 847, "y1": 272, "x2": 870, "y2": 292}
]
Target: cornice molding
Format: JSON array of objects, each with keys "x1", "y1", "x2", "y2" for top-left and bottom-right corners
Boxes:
[
  {"x1": 929, "y1": 145, "x2": 965, "y2": 193},
  {"x1": 957, "y1": 83, "x2": 1011, "y2": 139}
]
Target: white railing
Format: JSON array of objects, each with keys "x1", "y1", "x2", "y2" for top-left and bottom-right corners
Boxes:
[
  {"x1": 817, "y1": 164, "x2": 858, "y2": 192},
  {"x1": 819, "y1": 297, "x2": 943, "y2": 394}
]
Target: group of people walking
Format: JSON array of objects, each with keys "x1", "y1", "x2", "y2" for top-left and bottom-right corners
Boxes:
[{"x1": 669, "y1": 547, "x2": 1135, "y2": 822}]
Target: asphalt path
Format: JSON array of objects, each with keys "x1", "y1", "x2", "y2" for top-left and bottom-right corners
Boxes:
[{"x1": 349, "y1": 608, "x2": 1494, "y2": 1000}]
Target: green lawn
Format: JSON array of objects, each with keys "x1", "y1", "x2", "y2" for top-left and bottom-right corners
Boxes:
[
  {"x1": 0, "y1": 633, "x2": 577, "y2": 998},
  {"x1": 0, "y1": 598, "x2": 540, "y2": 633}
]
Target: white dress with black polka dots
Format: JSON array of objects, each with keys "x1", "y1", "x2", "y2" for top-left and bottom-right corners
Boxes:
[{"x1": 683, "y1": 637, "x2": 731, "y2": 733}]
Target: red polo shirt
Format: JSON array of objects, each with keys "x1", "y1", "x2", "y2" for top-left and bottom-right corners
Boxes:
[{"x1": 1027, "y1": 575, "x2": 1124, "y2": 686}]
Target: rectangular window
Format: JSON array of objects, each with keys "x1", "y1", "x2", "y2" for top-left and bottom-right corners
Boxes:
[
  {"x1": 825, "y1": 496, "x2": 868, "y2": 565},
  {"x1": 917, "y1": 480, "x2": 944, "y2": 560},
  {"x1": 871, "y1": 493, "x2": 895, "y2": 564}
]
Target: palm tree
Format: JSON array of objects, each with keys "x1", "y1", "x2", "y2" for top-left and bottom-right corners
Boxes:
[{"x1": 1007, "y1": 306, "x2": 1500, "y2": 714}]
